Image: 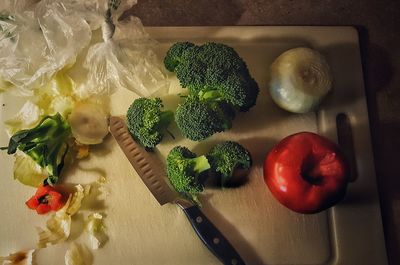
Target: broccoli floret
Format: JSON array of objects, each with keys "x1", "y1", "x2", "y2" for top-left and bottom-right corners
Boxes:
[
  {"x1": 165, "y1": 42, "x2": 259, "y2": 111},
  {"x1": 4, "y1": 113, "x2": 71, "y2": 185},
  {"x1": 199, "y1": 74, "x2": 260, "y2": 112},
  {"x1": 207, "y1": 141, "x2": 252, "y2": 186},
  {"x1": 164, "y1": 42, "x2": 195, "y2": 72},
  {"x1": 175, "y1": 96, "x2": 234, "y2": 141},
  {"x1": 126, "y1": 97, "x2": 174, "y2": 150},
  {"x1": 166, "y1": 146, "x2": 211, "y2": 202}
]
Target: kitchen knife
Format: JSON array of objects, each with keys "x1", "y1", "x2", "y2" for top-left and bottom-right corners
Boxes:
[{"x1": 109, "y1": 116, "x2": 246, "y2": 265}]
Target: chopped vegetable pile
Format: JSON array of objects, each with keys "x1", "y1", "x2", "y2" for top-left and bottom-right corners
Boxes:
[{"x1": 123, "y1": 41, "x2": 257, "y2": 204}]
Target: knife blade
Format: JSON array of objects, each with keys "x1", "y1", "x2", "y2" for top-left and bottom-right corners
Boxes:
[{"x1": 109, "y1": 116, "x2": 246, "y2": 265}]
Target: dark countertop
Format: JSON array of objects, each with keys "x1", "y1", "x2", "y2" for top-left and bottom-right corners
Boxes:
[{"x1": 130, "y1": 1, "x2": 399, "y2": 264}]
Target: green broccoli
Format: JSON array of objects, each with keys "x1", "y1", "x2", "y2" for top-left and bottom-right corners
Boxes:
[
  {"x1": 3, "y1": 113, "x2": 71, "y2": 185},
  {"x1": 174, "y1": 95, "x2": 235, "y2": 141},
  {"x1": 164, "y1": 42, "x2": 195, "y2": 72},
  {"x1": 164, "y1": 42, "x2": 259, "y2": 111},
  {"x1": 166, "y1": 146, "x2": 211, "y2": 202},
  {"x1": 207, "y1": 141, "x2": 252, "y2": 186},
  {"x1": 126, "y1": 97, "x2": 174, "y2": 150}
]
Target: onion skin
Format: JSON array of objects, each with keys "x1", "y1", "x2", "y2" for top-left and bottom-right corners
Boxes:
[{"x1": 269, "y1": 47, "x2": 333, "y2": 113}]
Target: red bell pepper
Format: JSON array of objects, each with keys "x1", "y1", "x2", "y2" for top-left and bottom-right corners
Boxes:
[
  {"x1": 263, "y1": 132, "x2": 350, "y2": 214},
  {"x1": 26, "y1": 185, "x2": 65, "y2": 215}
]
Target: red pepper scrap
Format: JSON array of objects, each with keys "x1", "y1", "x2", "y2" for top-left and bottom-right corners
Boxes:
[{"x1": 25, "y1": 185, "x2": 65, "y2": 215}]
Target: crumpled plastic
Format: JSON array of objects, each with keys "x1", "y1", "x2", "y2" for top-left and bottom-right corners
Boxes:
[
  {"x1": 69, "y1": 1, "x2": 169, "y2": 98},
  {"x1": 0, "y1": 0, "x2": 92, "y2": 96},
  {"x1": 0, "y1": 0, "x2": 169, "y2": 98}
]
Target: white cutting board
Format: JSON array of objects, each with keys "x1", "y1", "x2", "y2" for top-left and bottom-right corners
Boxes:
[{"x1": 0, "y1": 27, "x2": 387, "y2": 265}]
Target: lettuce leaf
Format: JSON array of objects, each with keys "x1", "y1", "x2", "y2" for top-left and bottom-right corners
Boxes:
[
  {"x1": 65, "y1": 243, "x2": 86, "y2": 265},
  {"x1": 85, "y1": 213, "x2": 107, "y2": 249},
  {"x1": 13, "y1": 153, "x2": 48, "y2": 187}
]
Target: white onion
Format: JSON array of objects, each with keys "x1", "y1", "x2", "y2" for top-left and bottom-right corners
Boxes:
[{"x1": 269, "y1": 47, "x2": 333, "y2": 113}]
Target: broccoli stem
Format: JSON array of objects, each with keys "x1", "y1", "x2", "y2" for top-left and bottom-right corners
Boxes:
[
  {"x1": 158, "y1": 111, "x2": 175, "y2": 139},
  {"x1": 5, "y1": 113, "x2": 71, "y2": 185},
  {"x1": 198, "y1": 90, "x2": 223, "y2": 102},
  {"x1": 0, "y1": 14, "x2": 15, "y2": 21},
  {"x1": 159, "y1": 111, "x2": 174, "y2": 128},
  {"x1": 190, "y1": 155, "x2": 211, "y2": 190},
  {"x1": 192, "y1": 156, "x2": 211, "y2": 174}
]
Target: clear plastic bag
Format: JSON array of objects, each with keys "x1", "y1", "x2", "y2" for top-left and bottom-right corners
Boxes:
[
  {"x1": 71, "y1": 1, "x2": 169, "y2": 98},
  {"x1": 0, "y1": 0, "x2": 169, "y2": 98},
  {"x1": 0, "y1": 0, "x2": 93, "y2": 95}
]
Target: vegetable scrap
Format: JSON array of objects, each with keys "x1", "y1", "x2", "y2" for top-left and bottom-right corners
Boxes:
[
  {"x1": 0, "y1": 0, "x2": 177, "y2": 263},
  {"x1": 13, "y1": 153, "x2": 48, "y2": 187},
  {"x1": 0, "y1": 249, "x2": 36, "y2": 265},
  {"x1": 5, "y1": 113, "x2": 71, "y2": 185},
  {"x1": 25, "y1": 185, "x2": 65, "y2": 215},
  {"x1": 68, "y1": 101, "x2": 109, "y2": 145},
  {"x1": 85, "y1": 213, "x2": 108, "y2": 250},
  {"x1": 36, "y1": 185, "x2": 89, "y2": 248},
  {"x1": 74, "y1": 144, "x2": 90, "y2": 160},
  {"x1": 65, "y1": 242, "x2": 87, "y2": 265}
]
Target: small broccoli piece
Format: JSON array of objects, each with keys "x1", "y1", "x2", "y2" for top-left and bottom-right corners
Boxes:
[
  {"x1": 4, "y1": 113, "x2": 71, "y2": 185},
  {"x1": 164, "y1": 42, "x2": 195, "y2": 72},
  {"x1": 175, "y1": 96, "x2": 234, "y2": 141},
  {"x1": 126, "y1": 97, "x2": 174, "y2": 150},
  {"x1": 166, "y1": 146, "x2": 211, "y2": 202},
  {"x1": 164, "y1": 42, "x2": 259, "y2": 111},
  {"x1": 207, "y1": 141, "x2": 252, "y2": 186},
  {"x1": 199, "y1": 74, "x2": 260, "y2": 112}
]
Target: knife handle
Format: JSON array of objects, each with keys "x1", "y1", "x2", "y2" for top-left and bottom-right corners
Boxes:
[{"x1": 182, "y1": 205, "x2": 246, "y2": 265}]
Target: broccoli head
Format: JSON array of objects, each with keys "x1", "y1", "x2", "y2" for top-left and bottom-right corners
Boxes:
[
  {"x1": 4, "y1": 113, "x2": 71, "y2": 185},
  {"x1": 175, "y1": 96, "x2": 235, "y2": 141},
  {"x1": 164, "y1": 42, "x2": 259, "y2": 111},
  {"x1": 207, "y1": 141, "x2": 252, "y2": 186},
  {"x1": 166, "y1": 146, "x2": 211, "y2": 202},
  {"x1": 126, "y1": 97, "x2": 174, "y2": 150}
]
